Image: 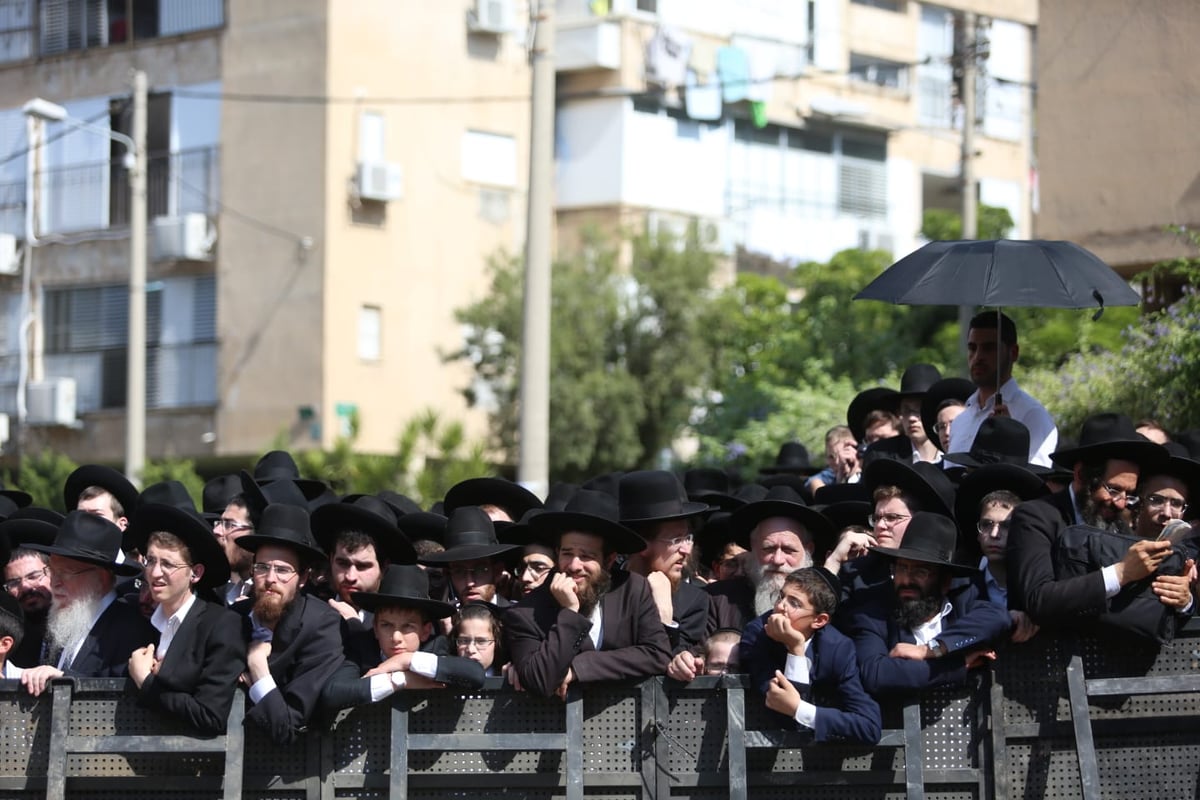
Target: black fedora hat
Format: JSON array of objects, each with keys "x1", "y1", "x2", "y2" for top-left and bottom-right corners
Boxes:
[
  {"x1": 417, "y1": 507, "x2": 519, "y2": 565},
  {"x1": 0, "y1": 506, "x2": 62, "y2": 550},
  {"x1": 945, "y1": 416, "x2": 1048, "y2": 473},
  {"x1": 756, "y1": 473, "x2": 812, "y2": 499},
  {"x1": 63, "y1": 465, "x2": 139, "y2": 518},
  {"x1": 252, "y1": 450, "x2": 328, "y2": 499},
  {"x1": 202, "y1": 474, "x2": 243, "y2": 519},
  {"x1": 863, "y1": 459, "x2": 956, "y2": 519},
  {"x1": 396, "y1": 510, "x2": 448, "y2": 544},
  {"x1": 0, "y1": 589, "x2": 21, "y2": 627},
  {"x1": 351, "y1": 564, "x2": 454, "y2": 619},
  {"x1": 818, "y1": 500, "x2": 873, "y2": 533},
  {"x1": 0, "y1": 482, "x2": 32, "y2": 515},
  {"x1": 1050, "y1": 412, "x2": 1168, "y2": 469},
  {"x1": 442, "y1": 477, "x2": 544, "y2": 521},
  {"x1": 683, "y1": 467, "x2": 731, "y2": 498},
  {"x1": 759, "y1": 442, "x2": 822, "y2": 477},
  {"x1": 236, "y1": 503, "x2": 326, "y2": 566},
  {"x1": 871, "y1": 512, "x2": 976, "y2": 575},
  {"x1": 371, "y1": 490, "x2": 423, "y2": 517},
  {"x1": 530, "y1": 489, "x2": 646, "y2": 555},
  {"x1": 311, "y1": 495, "x2": 417, "y2": 564},
  {"x1": 813, "y1": 482, "x2": 871, "y2": 505},
  {"x1": 127, "y1": 481, "x2": 230, "y2": 590},
  {"x1": 847, "y1": 387, "x2": 901, "y2": 442},
  {"x1": 862, "y1": 435, "x2": 914, "y2": 467},
  {"x1": 895, "y1": 363, "x2": 943, "y2": 400},
  {"x1": 618, "y1": 470, "x2": 710, "y2": 524},
  {"x1": 920, "y1": 377, "x2": 975, "y2": 450},
  {"x1": 580, "y1": 471, "x2": 623, "y2": 499},
  {"x1": 727, "y1": 485, "x2": 835, "y2": 555},
  {"x1": 27, "y1": 510, "x2": 141, "y2": 577},
  {"x1": 953, "y1": 463, "x2": 1048, "y2": 542},
  {"x1": 239, "y1": 470, "x2": 310, "y2": 522}
]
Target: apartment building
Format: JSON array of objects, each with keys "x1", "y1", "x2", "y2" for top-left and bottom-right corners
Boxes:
[{"x1": 0, "y1": 0, "x2": 1037, "y2": 473}]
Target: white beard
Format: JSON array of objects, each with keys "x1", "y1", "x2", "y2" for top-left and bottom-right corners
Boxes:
[
  {"x1": 47, "y1": 589, "x2": 105, "y2": 658},
  {"x1": 747, "y1": 552, "x2": 813, "y2": 616}
]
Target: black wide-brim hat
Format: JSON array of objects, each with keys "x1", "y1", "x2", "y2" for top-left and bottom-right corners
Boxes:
[
  {"x1": 812, "y1": 483, "x2": 871, "y2": 506},
  {"x1": 759, "y1": 441, "x2": 822, "y2": 476},
  {"x1": 945, "y1": 416, "x2": 1048, "y2": 473},
  {"x1": 417, "y1": 506, "x2": 520, "y2": 564},
  {"x1": 953, "y1": 463, "x2": 1048, "y2": 541},
  {"x1": 351, "y1": 564, "x2": 454, "y2": 619},
  {"x1": 818, "y1": 500, "x2": 873, "y2": 533},
  {"x1": 253, "y1": 450, "x2": 328, "y2": 499},
  {"x1": 396, "y1": 511, "x2": 449, "y2": 544},
  {"x1": 0, "y1": 507, "x2": 63, "y2": 550},
  {"x1": 530, "y1": 489, "x2": 646, "y2": 555},
  {"x1": 63, "y1": 464, "x2": 139, "y2": 518},
  {"x1": 239, "y1": 470, "x2": 311, "y2": 522},
  {"x1": 920, "y1": 377, "x2": 975, "y2": 448},
  {"x1": 127, "y1": 504, "x2": 231, "y2": 590},
  {"x1": 871, "y1": 512, "x2": 977, "y2": 575},
  {"x1": 863, "y1": 459, "x2": 956, "y2": 519},
  {"x1": 442, "y1": 477, "x2": 545, "y2": 520},
  {"x1": 618, "y1": 470, "x2": 711, "y2": 524},
  {"x1": 236, "y1": 503, "x2": 327, "y2": 566},
  {"x1": 727, "y1": 485, "x2": 835, "y2": 555},
  {"x1": 311, "y1": 496, "x2": 417, "y2": 564},
  {"x1": 202, "y1": 473, "x2": 243, "y2": 517},
  {"x1": 27, "y1": 510, "x2": 142, "y2": 577},
  {"x1": 847, "y1": 387, "x2": 901, "y2": 442},
  {"x1": 1146, "y1": 451, "x2": 1200, "y2": 520},
  {"x1": 1050, "y1": 412, "x2": 1169, "y2": 470},
  {"x1": 0, "y1": 482, "x2": 32, "y2": 514},
  {"x1": 895, "y1": 363, "x2": 943, "y2": 400}
]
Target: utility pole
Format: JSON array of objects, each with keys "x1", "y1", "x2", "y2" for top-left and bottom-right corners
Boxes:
[
  {"x1": 125, "y1": 70, "x2": 147, "y2": 487},
  {"x1": 957, "y1": 11, "x2": 978, "y2": 352},
  {"x1": 517, "y1": 1, "x2": 555, "y2": 500}
]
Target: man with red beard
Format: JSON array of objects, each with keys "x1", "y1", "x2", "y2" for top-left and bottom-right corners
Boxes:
[
  {"x1": 233, "y1": 504, "x2": 348, "y2": 745},
  {"x1": 618, "y1": 470, "x2": 713, "y2": 654},
  {"x1": 667, "y1": 486, "x2": 833, "y2": 682},
  {"x1": 505, "y1": 490, "x2": 671, "y2": 699},
  {"x1": 841, "y1": 513, "x2": 1010, "y2": 698}
]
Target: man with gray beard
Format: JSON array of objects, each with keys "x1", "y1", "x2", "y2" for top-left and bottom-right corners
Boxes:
[
  {"x1": 1008, "y1": 413, "x2": 1178, "y2": 627},
  {"x1": 668, "y1": 487, "x2": 832, "y2": 682},
  {"x1": 20, "y1": 512, "x2": 155, "y2": 695}
]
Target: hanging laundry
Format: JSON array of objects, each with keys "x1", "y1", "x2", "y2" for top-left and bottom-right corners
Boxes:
[
  {"x1": 645, "y1": 27, "x2": 692, "y2": 88},
  {"x1": 750, "y1": 100, "x2": 768, "y2": 128},
  {"x1": 684, "y1": 69, "x2": 722, "y2": 121},
  {"x1": 716, "y1": 46, "x2": 751, "y2": 103}
]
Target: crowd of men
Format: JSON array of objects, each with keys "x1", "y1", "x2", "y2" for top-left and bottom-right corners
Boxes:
[{"x1": 0, "y1": 311, "x2": 1196, "y2": 747}]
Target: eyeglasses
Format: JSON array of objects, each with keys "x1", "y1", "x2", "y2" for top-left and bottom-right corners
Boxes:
[
  {"x1": 869, "y1": 512, "x2": 911, "y2": 529},
  {"x1": 48, "y1": 565, "x2": 98, "y2": 580},
  {"x1": 2, "y1": 567, "x2": 49, "y2": 593},
  {"x1": 976, "y1": 519, "x2": 1011, "y2": 534},
  {"x1": 1144, "y1": 494, "x2": 1188, "y2": 513},
  {"x1": 449, "y1": 565, "x2": 495, "y2": 581},
  {"x1": 252, "y1": 562, "x2": 299, "y2": 581},
  {"x1": 654, "y1": 533, "x2": 694, "y2": 549},
  {"x1": 454, "y1": 636, "x2": 495, "y2": 649},
  {"x1": 1100, "y1": 482, "x2": 1139, "y2": 507},
  {"x1": 891, "y1": 562, "x2": 935, "y2": 581},
  {"x1": 705, "y1": 662, "x2": 733, "y2": 676},
  {"x1": 774, "y1": 591, "x2": 814, "y2": 615},
  {"x1": 519, "y1": 562, "x2": 553, "y2": 577},
  {"x1": 142, "y1": 557, "x2": 190, "y2": 576},
  {"x1": 214, "y1": 518, "x2": 254, "y2": 536}
]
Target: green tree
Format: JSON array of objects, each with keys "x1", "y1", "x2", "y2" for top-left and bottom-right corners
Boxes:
[
  {"x1": 7, "y1": 451, "x2": 78, "y2": 511},
  {"x1": 920, "y1": 204, "x2": 1015, "y2": 241},
  {"x1": 142, "y1": 459, "x2": 206, "y2": 508},
  {"x1": 452, "y1": 226, "x2": 720, "y2": 482}
]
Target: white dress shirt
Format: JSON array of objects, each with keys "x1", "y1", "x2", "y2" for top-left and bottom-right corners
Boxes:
[{"x1": 946, "y1": 377, "x2": 1058, "y2": 467}]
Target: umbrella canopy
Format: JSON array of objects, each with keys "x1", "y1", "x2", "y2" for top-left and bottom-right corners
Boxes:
[{"x1": 853, "y1": 239, "x2": 1139, "y2": 314}]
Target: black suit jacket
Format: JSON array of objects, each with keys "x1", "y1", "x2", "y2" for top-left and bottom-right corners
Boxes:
[
  {"x1": 136, "y1": 597, "x2": 247, "y2": 735},
  {"x1": 1007, "y1": 490, "x2": 1111, "y2": 623},
  {"x1": 504, "y1": 570, "x2": 671, "y2": 697},
  {"x1": 840, "y1": 579, "x2": 1011, "y2": 698},
  {"x1": 644, "y1": 575, "x2": 711, "y2": 655},
  {"x1": 63, "y1": 595, "x2": 157, "y2": 678},
  {"x1": 705, "y1": 576, "x2": 756, "y2": 632},
  {"x1": 237, "y1": 594, "x2": 349, "y2": 745},
  {"x1": 739, "y1": 612, "x2": 882, "y2": 744}
]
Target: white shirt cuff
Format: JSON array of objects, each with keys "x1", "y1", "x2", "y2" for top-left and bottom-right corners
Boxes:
[
  {"x1": 248, "y1": 675, "x2": 277, "y2": 704},
  {"x1": 369, "y1": 672, "x2": 398, "y2": 702},
  {"x1": 1102, "y1": 564, "x2": 1121, "y2": 597},
  {"x1": 793, "y1": 700, "x2": 818, "y2": 729},
  {"x1": 409, "y1": 651, "x2": 439, "y2": 679},
  {"x1": 784, "y1": 652, "x2": 810, "y2": 684}
]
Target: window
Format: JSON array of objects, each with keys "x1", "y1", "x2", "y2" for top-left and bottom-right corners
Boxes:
[
  {"x1": 38, "y1": 0, "x2": 222, "y2": 57},
  {"x1": 358, "y1": 305, "x2": 382, "y2": 362},
  {"x1": 850, "y1": 0, "x2": 903, "y2": 10},
  {"x1": 0, "y1": 0, "x2": 33, "y2": 63},
  {"x1": 461, "y1": 130, "x2": 517, "y2": 188},
  {"x1": 44, "y1": 275, "x2": 215, "y2": 411},
  {"x1": 849, "y1": 53, "x2": 908, "y2": 90},
  {"x1": 359, "y1": 111, "x2": 385, "y2": 163}
]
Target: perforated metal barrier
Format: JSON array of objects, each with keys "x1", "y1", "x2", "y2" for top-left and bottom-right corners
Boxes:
[{"x1": 0, "y1": 625, "x2": 1198, "y2": 799}]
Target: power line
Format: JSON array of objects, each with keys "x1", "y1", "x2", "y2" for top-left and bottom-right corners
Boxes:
[{"x1": 173, "y1": 89, "x2": 531, "y2": 106}]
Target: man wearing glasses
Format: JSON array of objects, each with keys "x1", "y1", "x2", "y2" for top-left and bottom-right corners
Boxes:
[
  {"x1": 1008, "y1": 413, "x2": 1181, "y2": 627},
  {"x1": 418, "y1": 507, "x2": 520, "y2": 608},
  {"x1": 618, "y1": 470, "x2": 713, "y2": 655},
  {"x1": 233, "y1": 504, "x2": 348, "y2": 745},
  {"x1": 0, "y1": 508, "x2": 59, "y2": 667}
]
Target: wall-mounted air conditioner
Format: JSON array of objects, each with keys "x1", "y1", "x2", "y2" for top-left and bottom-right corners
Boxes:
[
  {"x1": 468, "y1": 0, "x2": 514, "y2": 34},
  {"x1": 355, "y1": 161, "x2": 404, "y2": 202},
  {"x1": 27, "y1": 378, "x2": 76, "y2": 426},
  {"x1": 152, "y1": 213, "x2": 213, "y2": 261},
  {"x1": 0, "y1": 233, "x2": 19, "y2": 275}
]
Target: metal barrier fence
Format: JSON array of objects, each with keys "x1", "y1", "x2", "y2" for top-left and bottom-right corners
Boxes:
[{"x1": 1, "y1": 625, "x2": 1198, "y2": 800}]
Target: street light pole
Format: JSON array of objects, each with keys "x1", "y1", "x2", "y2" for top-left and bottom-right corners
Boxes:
[{"x1": 126, "y1": 70, "x2": 147, "y2": 487}]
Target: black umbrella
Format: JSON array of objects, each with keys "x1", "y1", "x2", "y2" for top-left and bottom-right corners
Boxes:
[{"x1": 854, "y1": 238, "x2": 1140, "y2": 391}]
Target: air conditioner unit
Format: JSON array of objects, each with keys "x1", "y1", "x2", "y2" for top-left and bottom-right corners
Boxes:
[
  {"x1": 152, "y1": 213, "x2": 213, "y2": 261},
  {"x1": 0, "y1": 233, "x2": 18, "y2": 275},
  {"x1": 468, "y1": 0, "x2": 514, "y2": 34},
  {"x1": 27, "y1": 378, "x2": 76, "y2": 426},
  {"x1": 355, "y1": 161, "x2": 404, "y2": 202}
]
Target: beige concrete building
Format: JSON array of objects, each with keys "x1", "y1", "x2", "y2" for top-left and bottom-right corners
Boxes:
[{"x1": 1035, "y1": 0, "x2": 1200, "y2": 280}]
